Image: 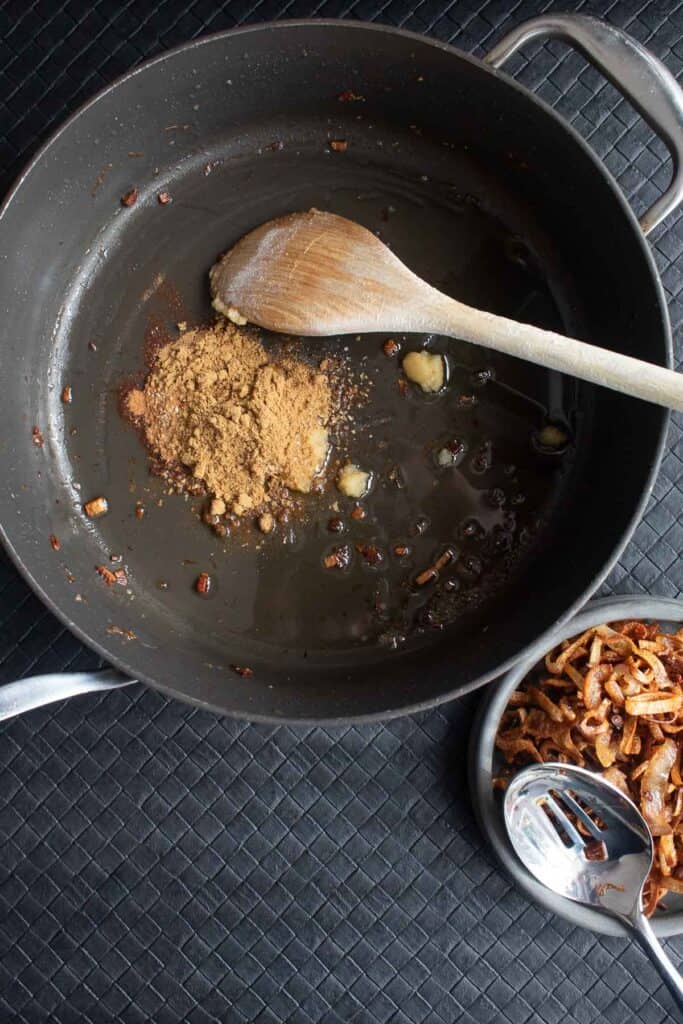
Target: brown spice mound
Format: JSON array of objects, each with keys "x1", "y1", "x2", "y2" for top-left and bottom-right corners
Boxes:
[{"x1": 128, "y1": 321, "x2": 332, "y2": 516}]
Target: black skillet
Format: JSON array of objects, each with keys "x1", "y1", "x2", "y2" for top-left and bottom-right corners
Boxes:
[{"x1": 0, "y1": 15, "x2": 681, "y2": 724}]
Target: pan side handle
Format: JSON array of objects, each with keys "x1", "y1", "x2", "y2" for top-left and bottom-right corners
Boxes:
[
  {"x1": 0, "y1": 669, "x2": 135, "y2": 723},
  {"x1": 485, "y1": 14, "x2": 683, "y2": 235}
]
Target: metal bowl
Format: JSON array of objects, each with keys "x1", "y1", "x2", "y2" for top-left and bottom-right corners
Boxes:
[{"x1": 469, "y1": 595, "x2": 683, "y2": 937}]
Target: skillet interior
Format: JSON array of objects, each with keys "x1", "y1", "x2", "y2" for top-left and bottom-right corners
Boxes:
[{"x1": 0, "y1": 22, "x2": 668, "y2": 721}]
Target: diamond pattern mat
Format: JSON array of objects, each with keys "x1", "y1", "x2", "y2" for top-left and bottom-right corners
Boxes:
[{"x1": 1, "y1": 1, "x2": 683, "y2": 1021}]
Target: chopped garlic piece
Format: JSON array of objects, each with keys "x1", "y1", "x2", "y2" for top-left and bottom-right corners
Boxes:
[
  {"x1": 288, "y1": 427, "x2": 329, "y2": 492},
  {"x1": 309, "y1": 427, "x2": 329, "y2": 474},
  {"x1": 537, "y1": 424, "x2": 569, "y2": 449},
  {"x1": 258, "y1": 513, "x2": 274, "y2": 533},
  {"x1": 212, "y1": 294, "x2": 248, "y2": 325},
  {"x1": 336, "y1": 463, "x2": 371, "y2": 499},
  {"x1": 403, "y1": 350, "x2": 445, "y2": 393},
  {"x1": 227, "y1": 306, "x2": 247, "y2": 326}
]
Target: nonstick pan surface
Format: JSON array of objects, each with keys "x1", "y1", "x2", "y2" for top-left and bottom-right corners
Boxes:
[{"x1": 0, "y1": 21, "x2": 670, "y2": 722}]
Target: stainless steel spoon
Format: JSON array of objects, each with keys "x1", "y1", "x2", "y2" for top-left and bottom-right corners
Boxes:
[{"x1": 504, "y1": 762, "x2": 683, "y2": 1012}]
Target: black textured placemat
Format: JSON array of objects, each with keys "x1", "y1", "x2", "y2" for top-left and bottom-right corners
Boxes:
[{"x1": 2, "y1": 2, "x2": 683, "y2": 1021}]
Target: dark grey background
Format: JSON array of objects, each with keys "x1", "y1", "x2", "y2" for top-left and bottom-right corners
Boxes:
[{"x1": 2, "y1": 1, "x2": 683, "y2": 1021}]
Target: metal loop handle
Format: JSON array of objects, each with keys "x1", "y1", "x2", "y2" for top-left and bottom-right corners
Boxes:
[
  {"x1": 485, "y1": 14, "x2": 683, "y2": 235},
  {"x1": 0, "y1": 669, "x2": 135, "y2": 723}
]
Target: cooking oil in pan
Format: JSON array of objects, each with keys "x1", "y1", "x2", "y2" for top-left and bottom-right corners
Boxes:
[{"x1": 246, "y1": 189, "x2": 579, "y2": 651}]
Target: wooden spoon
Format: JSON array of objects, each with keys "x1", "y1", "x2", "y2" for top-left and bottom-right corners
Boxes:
[{"x1": 210, "y1": 209, "x2": 683, "y2": 411}]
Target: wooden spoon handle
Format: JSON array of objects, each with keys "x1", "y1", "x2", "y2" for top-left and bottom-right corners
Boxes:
[{"x1": 427, "y1": 293, "x2": 682, "y2": 411}]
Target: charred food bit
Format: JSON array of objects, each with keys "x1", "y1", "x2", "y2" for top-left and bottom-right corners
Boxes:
[
  {"x1": 329, "y1": 139, "x2": 348, "y2": 152},
  {"x1": 414, "y1": 548, "x2": 454, "y2": 586},
  {"x1": 457, "y1": 393, "x2": 478, "y2": 408},
  {"x1": 232, "y1": 665, "x2": 253, "y2": 678},
  {"x1": 84, "y1": 496, "x2": 109, "y2": 518},
  {"x1": 195, "y1": 572, "x2": 213, "y2": 595},
  {"x1": 106, "y1": 625, "x2": 137, "y2": 641},
  {"x1": 96, "y1": 565, "x2": 127, "y2": 586},
  {"x1": 61, "y1": 386, "x2": 73, "y2": 404},
  {"x1": 324, "y1": 545, "x2": 351, "y2": 570},
  {"x1": 355, "y1": 543, "x2": 384, "y2": 567},
  {"x1": 121, "y1": 188, "x2": 139, "y2": 207}
]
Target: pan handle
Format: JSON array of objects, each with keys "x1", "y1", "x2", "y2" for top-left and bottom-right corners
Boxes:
[
  {"x1": 0, "y1": 669, "x2": 135, "y2": 723},
  {"x1": 485, "y1": 14, "x2": 683, "y2": 235}
]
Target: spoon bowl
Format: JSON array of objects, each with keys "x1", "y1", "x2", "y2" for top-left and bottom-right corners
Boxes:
[{"x1": 505, "y1": 762, "x2": 652, "y2": 918}]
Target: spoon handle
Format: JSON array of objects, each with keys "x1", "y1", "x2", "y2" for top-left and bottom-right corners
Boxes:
[
  {"x1": 628, "y1": 911, "x2": 683, "y2": 1011},
  {"x1": 424, "y1": 292, "x2": 683, "y2": 411}
]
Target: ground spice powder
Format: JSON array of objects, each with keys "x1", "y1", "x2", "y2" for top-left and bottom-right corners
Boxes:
[{"x1": 127, "y1": 321, "x2": 332, "y2": 516}]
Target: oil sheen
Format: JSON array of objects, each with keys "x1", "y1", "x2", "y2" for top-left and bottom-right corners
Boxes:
[{"x1": 246, "y1": 186, "x2": 579, "y2": 651}]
